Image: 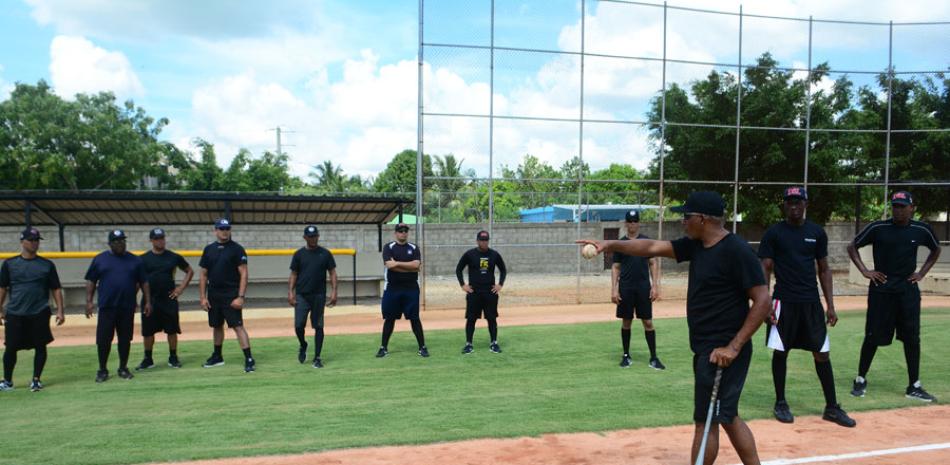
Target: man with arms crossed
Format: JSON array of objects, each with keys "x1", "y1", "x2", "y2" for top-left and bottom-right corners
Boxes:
[
  {"x1": 0, "y1": 227, "x2": 65, "y2": 392},
  {"x1": 376, "y1": 223, "x2": 428, "y2": 358},
  {"x1": 288, "y1": 225, "x2": 338, "y2": 368},
  {"x1": 579, "y1": 191, "x2": 770, "y2": 465}
]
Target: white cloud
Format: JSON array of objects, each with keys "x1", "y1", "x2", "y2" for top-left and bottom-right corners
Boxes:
[
  {"x1": 49, "y1": 35, "x2": 144, "y2": 100},
  {"x1": 0, "y1": 65, "x2": 14, "y2": 101}
]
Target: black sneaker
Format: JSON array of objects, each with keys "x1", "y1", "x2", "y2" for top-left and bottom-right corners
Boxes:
[
  {"x1": 117, "y1": 367, "x2": 134, "y2": 380},
  {"x1": 0, "y1": 380, "x2": 13, "y2": 391},
  {"x1": 375, "y1": 347, "x2": 389, "y2": 358},
  {"x1": 244, "y1": 357, "x2": 256, "y2": 373},
  {"x1": 95, "y1": 370, "x2": 109, "y2": 383},
  {"x1": 489, "y1": 342, "x2": 502, "y2": 354},
  {"x1": 906, "y1": 384, "x2": 936, "y2": 402},
  {"x1": 462, "y1": 343, "x2": 474, "y2": 355},
  {"x1": 418, "y1": 346, "x2": 430, "y2": 358},
  {"x1": 773, "y1": 400, "x2": 794, "y2": 423},
  {"x1": 620, "y1": 354, "x2": 632, "y2": 368},
  {"x1": 649, "y1": 358, "x2": 666, "y2": 371},
  {"x1": 135, "y1": 358, "x2": 155, "y2": 371},
  {"x1": 203, "y1": 354, "x2": 225, "y2": 368},
  {"x1": 822, "y1": 404, "x2": 857, "y2": 427},
  {"x1": 851, "y1": 378, "x2": 867, "y2": 398},
  {"x1": 30, "y1": 380, "x2": 43, "y2": 392},
  {"x1": 168, "y1": 355, "x2": 182, "y2": 368},
  {"x1": 298, "y1": 342, "x2": 308, "y2": 364},
  {"x1": 312, "y1": 358, "x2": 324, "y2": 369}
]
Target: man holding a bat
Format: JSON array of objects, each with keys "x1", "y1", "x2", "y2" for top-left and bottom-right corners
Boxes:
[{"x1": 578, "y1": 191, "x2": 770, "y2": 465}]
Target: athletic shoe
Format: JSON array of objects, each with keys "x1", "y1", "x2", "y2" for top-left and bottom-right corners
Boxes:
[
  {"x1": 298, "y1": 342, "x2": 308, "y2": 364},
  {"x1": 773, "y1": 400, "x2": 794, "y2": 423},
  {"x1": 30, "y1": 380, "x2": 43, "y2": 392},
  {"x1": 375, "y1": 347, "x2": 389, "y2": 358},
  {"x1": 906, "y1": 385, "x2": 936, "y2": 402},
  {"x1": 95, "y1": 370, "x2": 109, "y2": 383},
  {"x1": 117, "y1": 367, "x2": 134, "y2": 380},
  {"x1": 620, "y1": 355, "x2": 632, "y2": 368},
  {"x1": 134, "y1": 358, "x2": 155, "y2": 371},
  {"x1": 203, "y1": 354, "x2": 225, "y2": 368},
  {"x1": 168, "y1": 355, "x2": 182, "y2": 368},
  {"x1": 822, "y1": 404, "x2": 857, "y2": 427},
  {"x1": 649, "y1": 358, "x2": 666, "y2": 371},
  {"x1": 244, "y1": 357, "x2": 256, "y2": 373},
  {"x1": 489, "y1": 342, "x2": 502, "y2": 354},
  {"x1": 0, "y1": 380, "x2": 13, "y2": 391},
  {"x1": 312, "y1": 358, "x2": 324, "y2": 369},
  {"x1": 850, "y1": 377, "x2": 867, "y2": 397},
  {"x1": 418, "y1": 346, "x2": 430, "y2": 358},
  {"x1": 462, "y1": 343, "x2": 474, "y2": 355}
]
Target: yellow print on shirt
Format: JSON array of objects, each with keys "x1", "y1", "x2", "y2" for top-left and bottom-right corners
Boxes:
[{"x1": 479, "y1": 257, "x2": 489, "y2": 272}]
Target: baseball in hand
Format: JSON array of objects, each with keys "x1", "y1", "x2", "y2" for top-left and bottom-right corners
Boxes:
[{"x1": 581, "y1": 243, "x2": 598, "y2": 259}]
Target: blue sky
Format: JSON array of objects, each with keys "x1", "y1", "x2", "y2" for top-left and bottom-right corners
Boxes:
[{"x1": 1, "y1": 0, "x2": 947, "y2": 181}]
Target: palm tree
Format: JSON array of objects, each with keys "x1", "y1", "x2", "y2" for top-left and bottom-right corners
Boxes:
[{"x1": 310, "y1": 160, "x2": 347, "y2": 193}]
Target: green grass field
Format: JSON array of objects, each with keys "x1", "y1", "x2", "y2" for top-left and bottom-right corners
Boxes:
[{"x1": 4, "y1": 308, "x2": 950, "y2": 465}]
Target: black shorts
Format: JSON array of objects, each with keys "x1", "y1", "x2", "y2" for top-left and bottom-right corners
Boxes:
[
  {"x1": 693, "y1": 343, "x2": 752, "y2": 425},
  {"x1": 97, "y1": 306, "x2": 135, "y2": 346},
  {"x1": 866, "y1": 287, "x2": 920, "y2": 346},
  {"x1": 3, "y1": 308, "x2": 54, "y2": 350},
  {"x1": 616, "y1": 287, "x2": 652, "y2": 320},
  {"x1": 294, "y1": 293, "x2": 326, "y2": 329},
  {"x1": 381, "y1": 288, "x2": 420, "y2": 320},
  {"x1": 208, "y1": 293, "x2": 244, "y2": 328},
  {"x1": 141, "y1": 297, "x2": 181, "y2": 337},
  {"x1": 465, "y1": 292, "x2": 499, "y2": 320},
  {"x1": 765, "y1": 299, "x2": 829, "y2": 353}
]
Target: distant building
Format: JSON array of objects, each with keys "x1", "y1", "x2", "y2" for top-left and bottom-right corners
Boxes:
[{"x1": 518, "y1": 204, "x2": 660, "y2": 223}]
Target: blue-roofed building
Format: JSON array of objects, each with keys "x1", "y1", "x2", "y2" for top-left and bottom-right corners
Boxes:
[{"x1": 518, "y1": 204, "x2": 660, "y2": 223}]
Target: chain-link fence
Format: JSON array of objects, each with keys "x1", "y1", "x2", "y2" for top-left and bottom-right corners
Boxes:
[{"x1": 415, "y1": 0, "x2": 950, "y2": 309}]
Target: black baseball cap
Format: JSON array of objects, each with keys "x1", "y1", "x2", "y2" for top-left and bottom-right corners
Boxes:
[
  {"x1": 476, "y1": 230, "x2": 489, "y2": 241},
  {"x1": 670, "y1": 191, "x2": 725, "y2": 217},
  {"x1": 149, "y1": 227, "x2": 166, "y2": 239},
  {"x1": 891, "y1": 191, "x2": 913, "y2": 206},
  {"x1": 625, "y1": 210, "x2": 640, "y2": 223},
  {"x1": 108, "y1": 229, "x2": 127, "y2": 242},
  {"x1": 394, "y1": 223, "x2": 410, "y2": 232},
  {"x1": 20, "y1": 227, "x2": 43, "y2": 241},
  {"x1": 214, "y1": 218, "x2": 232, "y2": 230},
  {"x1": 783, "y1": 186, "x2": 807, "y2": 201},
  {"x1": 304, "y1": 225, "x2": 319, "y2": 237}
]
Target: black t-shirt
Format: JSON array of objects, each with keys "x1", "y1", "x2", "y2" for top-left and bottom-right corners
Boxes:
[
  {"x1": 456, "y1": 247, "x2": 507, "y2": 292},
  {"x1": 612, "y1": 234, "x2": 652, "y2": 291},
  {"x1": 290, "y1": 246, "x2": 337, "y2": 295},
  {"x1": 382, "y1": 241, "x2": 421, "y2": 290},
  {"x1": 84, "y1": 251, "x2": 147, "y2": 309},
  {"x1": 141, "y1": 250, "x2": 190, "y2": 297},
  {"x1": 672, "y1": 233, "x2": 766, "y2": 353},
  {"x1": 199, "y1": 240, "x2": 248, "y2": 295},
  {"x1": 853, "y1": 219, "x2": 940, "y2": 293},
  {"x1": 0, "y1": 256, "x2": 61, "y2": 316},
  {"x1": 758, "y1": 221, "x2": 827, "y2": 303}
]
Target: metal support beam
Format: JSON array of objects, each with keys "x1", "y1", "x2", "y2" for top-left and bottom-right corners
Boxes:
[
  {"x1": 377, "y1": 223, "x2": 383, "y2": 252},
  {"x1": 58, "y1": 224, "x2": 66, "y2": 252}
]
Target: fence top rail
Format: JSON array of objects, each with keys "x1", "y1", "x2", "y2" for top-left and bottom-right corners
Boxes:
[{"x1": 0, "y1": 248, "x2": 358, "y2": 260}]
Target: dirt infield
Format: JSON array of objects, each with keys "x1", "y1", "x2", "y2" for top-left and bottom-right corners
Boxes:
[
  {"x1": 161, "y1": 405, "x2": 950, "y2": 465},
  {"x1": 34, "y1": 295, "x2": 950, "y2": 347}
]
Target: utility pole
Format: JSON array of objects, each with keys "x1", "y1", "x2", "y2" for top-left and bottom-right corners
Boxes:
[{"x1": 269, "y1": 126, "x2": 295, "y2": 156}]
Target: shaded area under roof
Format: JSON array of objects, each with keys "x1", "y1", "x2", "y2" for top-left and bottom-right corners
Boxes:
[{"x1": 0, "y1": 190, "x2": 412, "y2": 227}]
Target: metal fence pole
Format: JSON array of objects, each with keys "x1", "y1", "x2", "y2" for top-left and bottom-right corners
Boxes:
[
  {"x1": 352, "y1": 252, "x2": 357, "y2": 305},
  {"x1": 803, "y1": 16, "x2": 813, "y2": 190},
  {"x1": 732, "y1": 5, "x2": 743, "y2": 232},
  {"x1": 416, "y1": 0, "x2": 426, "y2": 309},
  {"x1": 576, "y1": 0, "x2": 586, "y2": 305},
  {"x1": 489, "y1": 0, "x2": 496, "y2": 237},
  {"x1": 883, "y1": 20, "x2": 894, "y2": 216},
  {"x1": 658, "y1": 1, "x2": 668, "y2": 243}
]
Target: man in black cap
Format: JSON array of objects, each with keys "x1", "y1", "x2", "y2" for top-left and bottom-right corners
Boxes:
[
  {"x1": 376, "y1": 223, "x2": 428, "y2": 358},
  {"x1": 578, "y1": 191, "x2": 770, "y2": 465},
  {"x1": 456, "y1": 230, "x2": 507, "y2": 354},
  {"x1": 611, "y1": 209, "x2": 664, "y2": 369},
  {"x1": 135, "y1": 228, "x2": 193, "y2": 371},
  {"x1": 759, "y1": 187, "x2": 855, "y2": 427},
  {"x1": 85, "y1": 229, "x2": 151, "y2": 383},
  {"x1": 199, "y1": 218, "x2": 255, "y2": 373},
  {"x1": 847, "y1": 190, "x2": 941, "y2": 401},
  {"x1": 288, "y1": 225, "x2": 338, "y2": 368},
  {"x1": 0, "y1": 228, "x2": 65, "y2": 392}
]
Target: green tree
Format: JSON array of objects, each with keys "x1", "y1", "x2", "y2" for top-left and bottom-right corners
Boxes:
[
  {"x1": 219, "y1": 148, "x2": 303, "y2": 192},
  {"x1": 374, "y1": 149, "x2": 432, "y2": 195},
  {"x1": 177, "y1": 138, "x2": 224, "y2": 191},
  {"x1": 0, "y1": 81, "x2": 169, "y2": 191}
]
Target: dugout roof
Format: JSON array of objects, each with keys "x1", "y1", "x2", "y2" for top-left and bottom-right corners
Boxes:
[{"x1": 0, "y1": 190, "x2": 411, "y2": 228}]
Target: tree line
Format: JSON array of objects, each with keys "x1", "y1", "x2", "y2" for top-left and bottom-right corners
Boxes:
[{"x1": 1, "y1": 53, "x2": 947, "y2": 225}]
